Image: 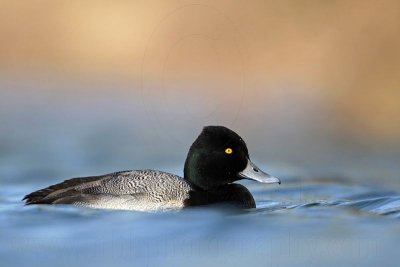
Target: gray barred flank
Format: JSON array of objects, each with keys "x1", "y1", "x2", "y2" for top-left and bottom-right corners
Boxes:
[{"x1": 23, "y1": 170, "x2": 193, "y2": 210}]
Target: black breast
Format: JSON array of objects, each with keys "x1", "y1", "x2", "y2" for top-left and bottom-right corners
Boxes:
[{"x1": 185, "y1": 183, "x2": 256, "y2": 209}]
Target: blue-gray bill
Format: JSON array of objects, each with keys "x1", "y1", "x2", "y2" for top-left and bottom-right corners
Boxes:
[{"x1": 238, "y1": 159, "x2": 281, "y2": 184}]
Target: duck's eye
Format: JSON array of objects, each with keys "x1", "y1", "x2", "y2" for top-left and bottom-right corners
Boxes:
[{"x1": 225, "y1": 148, "x2": 233, "y2": 154}]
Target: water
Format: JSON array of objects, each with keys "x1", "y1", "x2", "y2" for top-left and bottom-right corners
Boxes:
[
  {"x1": 1, "y1": 78, "x2": 400, "y2": 267},
  {"x1": 1, "y1": 180, "x2": 400, "y2": 267}
]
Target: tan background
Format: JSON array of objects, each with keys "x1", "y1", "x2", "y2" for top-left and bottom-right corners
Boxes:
[
  {"x1": 1, "y1": 0, "x2": 400, "y2": 141},
  {"x1": 1, "y1": 1, "x2": 399, "y2": 186}
]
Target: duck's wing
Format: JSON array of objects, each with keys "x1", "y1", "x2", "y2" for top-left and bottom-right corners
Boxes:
[
  {"x1": 23, "y1": 170, "x2": 190, "y2": 205},
  {"x1": 23, "y1": 171, "x2": 130, "y2": 205}
]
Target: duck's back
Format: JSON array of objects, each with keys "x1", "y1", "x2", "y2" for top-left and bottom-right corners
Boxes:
[{"x1": 24, "y1": 170, "x2": 193, "y2": 211}]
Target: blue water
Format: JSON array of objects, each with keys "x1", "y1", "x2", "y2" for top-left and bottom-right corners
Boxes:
[
  {"x1": 1, "y1": 178, "x2": 400, "y2": 267},
  {"x1": 1, "y1": 79, "x2": 400, "y2": 267}
]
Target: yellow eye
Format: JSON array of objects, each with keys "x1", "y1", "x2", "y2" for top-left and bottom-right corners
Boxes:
[{"x1": 225, "y1": 148, "x2": 233, "y2": 154}]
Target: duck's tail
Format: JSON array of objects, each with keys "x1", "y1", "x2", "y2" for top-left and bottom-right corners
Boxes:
[{"x1": 22, "y1": 175, "x2": 103, "y2": 205}]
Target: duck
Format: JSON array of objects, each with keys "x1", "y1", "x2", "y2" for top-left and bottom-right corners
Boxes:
[{"x1": 23, "y1": 126, "x2": 280, "y2": 211}]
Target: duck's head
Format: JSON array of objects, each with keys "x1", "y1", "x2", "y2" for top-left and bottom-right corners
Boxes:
[{"x1": 184, "y1": 126, "x2": 280, "y2": 190}]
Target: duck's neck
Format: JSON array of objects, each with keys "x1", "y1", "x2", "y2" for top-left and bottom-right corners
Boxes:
[
  {"x1": 183, "y1": 150, "x2": 203, "y2": 188},
  {"x1": 184, "y1": 152, "x2": 234, "y2": 189}
]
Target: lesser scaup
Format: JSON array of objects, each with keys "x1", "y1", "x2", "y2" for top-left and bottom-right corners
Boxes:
[{"x1": 23, "y1": 126, "x2": 280, "y2": 211}]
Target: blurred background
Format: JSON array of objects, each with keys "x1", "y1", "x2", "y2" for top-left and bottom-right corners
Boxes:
[
  {"x1": 2, "y1": 2, "x2": 400, "y2": 267},
  {"x1": 1, "y1": 0, "x2": 399, "y2": 188}
]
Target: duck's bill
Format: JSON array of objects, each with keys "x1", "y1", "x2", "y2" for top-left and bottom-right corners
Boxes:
[{"x1": 238, "y1": 159, "x2": 281, "y2": 184}]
